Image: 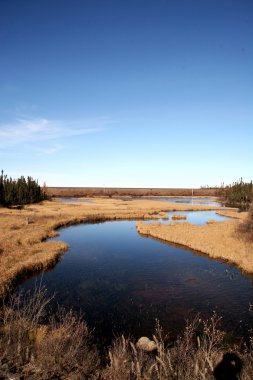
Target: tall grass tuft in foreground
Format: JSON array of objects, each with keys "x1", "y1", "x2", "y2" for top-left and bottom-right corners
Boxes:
[
  {"x1": 101, "y1": 316, "x2": 226, "y2": 380},
  {"x1": 0, "y1": 288, "x2": 100, "y2": 379},
  {"x1": 1, "y1": 289, "x2": 253, "y2": 379}
]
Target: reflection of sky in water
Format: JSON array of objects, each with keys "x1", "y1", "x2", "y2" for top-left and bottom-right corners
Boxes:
[
  {"x1": 54, "y1": 197, "x2": 93, "y2": 203},
  {"x1": 56, "y1": 196, "x2": 222, "y2": 207},
  {"x1": 145, "y1": 210, "x2": 232, "y2": 225},
  {"x1": 141, "y1": 197, "x2": 223, "y2": 207},
  {"x1": 17, "y1": 220, "x2": 253, "y2": 344}
]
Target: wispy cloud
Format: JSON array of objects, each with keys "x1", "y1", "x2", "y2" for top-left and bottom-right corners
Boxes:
[
  {"x1": 0, "y1": 117, "x2": 105, "y2": 148},
  {"x1": 37, "y1": 143, "x2": 64, "y2": 155}
]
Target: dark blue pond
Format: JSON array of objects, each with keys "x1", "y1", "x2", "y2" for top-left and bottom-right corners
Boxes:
[{"x1": 18, "y1": 217, "x2": 253, "y2": 345}]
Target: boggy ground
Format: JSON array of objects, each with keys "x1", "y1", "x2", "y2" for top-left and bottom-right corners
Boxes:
[
  {"x1": 1, "y1": 198, "x2": 253, "y2": 379},
  {"x1": 0, "y1": 197, "x2": 242, "y2": 297},
  {"x1": 137, "y1": 209, "x2": 253, "y2": 274}
]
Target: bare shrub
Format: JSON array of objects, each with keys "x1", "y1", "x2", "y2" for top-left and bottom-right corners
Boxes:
[
  {"x1": 0, "y1": 287, "x2": 51, "y2": 371},
  {"x1": 101, "y1": 334, "x2": 153, "y2": 380},
  {"x1": 239, "y1": 337, "x2": 253, "y2": 380},
  {"x1": 1, "y1": 288, "x2": 252, "y2": 379},
  {"x1": 0, "y1": 288, "x2": 99, "y2": 379},
  {"x1": 31, "y1": 308, "x2": 100, "y2": 379},
  {"x1": 10, "y1": 224, "x2": 22, "y2": 230},
  {"x1": 237, "y1": 202, "x2": 253, "y2": 242},
  {"x1": 239, "y1": 308, "x2": 253, "y2": 380},
  {"x1": 101, "y1": 315, "x2": 225, "y2": 380}
]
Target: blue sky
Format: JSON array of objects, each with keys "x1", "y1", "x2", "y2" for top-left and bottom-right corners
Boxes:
[{"x1": 0, "y1": 0, "x2": 252, "y2": 188}]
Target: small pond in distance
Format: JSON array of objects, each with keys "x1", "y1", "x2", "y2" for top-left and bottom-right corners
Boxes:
[
  {"x1": 55, "y1": 196, "x2": 223, "y2": 207},
  {"x1": 18, "y1": 212, "x2": 253, "y2": 346},
  {"x1": 152, "y1": 210, "x2": 232, "y2": 225},
  {"x1": 135, "y1": 197, "x2": 223, "y2": 207},
  {"x1": 54, "y1": 197, "x2": 93, "y2": 203}
]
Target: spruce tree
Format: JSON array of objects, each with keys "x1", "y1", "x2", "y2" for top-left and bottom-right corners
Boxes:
[{"x1": 0, "y1": 170, "x2": 46, "y2": 206}]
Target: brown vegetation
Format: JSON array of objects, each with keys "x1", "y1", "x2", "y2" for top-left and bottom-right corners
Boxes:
[
  {"x1": 216, "y1": 210, "x2": 244, "y2": 219},
  {"x1": 1, "y1": 199, "x2": 253, "y2": 379},
  {"x1": 237, "y1": 203, "x2": 253, "y2": 242},
  {"x1": 47, "y1": 186, "x2": 218, "y2": 198},
  {"x1": 171, "y1": 214, "x2": 187, "y2": 220},
  {"x1": 158, "y1": 212, "x2": 169, "y2": 220},
  {"x1": 102, "y1": 316, "x2": 228, "y2": 380},
  {"x1": 1, "y1": 289, "x2": 253, "y2": 379},
  {"x1": 136, "y1": 212, "x2": 253, "y2": 274},
  {"x1": 0, "y1": 198, "x2": 228, "y2": 298},
  {"x1": 0, "y1": 288, "x2": 99, "y2": 379}
]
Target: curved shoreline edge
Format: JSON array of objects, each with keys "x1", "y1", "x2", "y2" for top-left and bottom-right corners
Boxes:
[
  {"x1": 0, "y1": 198, "x2": 249, "y2": 297},
  {"x1": 136, "y1": 217, "x2": 253, "y2": 275}
]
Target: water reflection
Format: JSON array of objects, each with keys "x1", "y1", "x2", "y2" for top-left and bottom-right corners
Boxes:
[
  {"x1": 18, "y1": 220, "x2": 253, "y2": 345},
  {"x1": 141, "y1": 197, "x2": 223, "y2": 207},
  {"x1": 54, "y1": 197, "x2": 93, "y2": 203},
  {"x1": 148, "y1": 210, "x2": 232, "y2": 225},
  {"x1": 55, "y1": 196, "x2": 222, "y2": 207}
]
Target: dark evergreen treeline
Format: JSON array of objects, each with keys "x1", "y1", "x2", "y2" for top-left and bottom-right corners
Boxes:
[
  {"x1": 219, "y1": 178, "x2": 253, "y2": 207},
  {"x1": 0, "y1": 170, "x2": 46, "y2": 206}
]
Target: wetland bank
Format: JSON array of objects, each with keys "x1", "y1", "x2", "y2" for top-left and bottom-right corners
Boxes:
[
  {"x1": 0, "y1": 196, "x2": 247, "y2": 297},
  {"x1": 1, "y1": 198, "x2": 252, "y2": 321},
  {"x1": 1, "y1": 195, "x2": 253, "y2": 379}
]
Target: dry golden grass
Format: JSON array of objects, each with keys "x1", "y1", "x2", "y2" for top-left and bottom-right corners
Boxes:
[
  {"x1": 2, "y1": 289, "x2": 252, "y2": 380},
  {"x1": 136, "y1": 211, "x2": 253, "y2": 274},
  {"x1": 0, "y1": 288, "x2": 100, "y2": 379},
  {"x1": 172, "y1": 214, "x2": 187, "y2": 220},
  {"x1": 216, "y1": 210, "x2": 246, "y2": 219},
  {"x1": 237, "y1": 203, "x2": 253, "y2": 242},
  {"x1": 101, "y1": 316, "x2": 228, "y2": 380},
  {"x1": 0, "y1": 198, "x2": 234, "y2": 298},
  {"x1": 158, "y1": 212, "x2": 169, "y2": 220}
]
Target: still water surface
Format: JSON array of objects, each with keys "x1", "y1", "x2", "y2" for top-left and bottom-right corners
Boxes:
[
  {"x1": 147, "y1": 210, "x2": 231, "y2": 225},
  {"x1": 56, "y1": 196, "x2": 222, "y2": 207},
  {"x1": 55, "y1": 197, "x2": 93, "y2": 203},
  {"x1": 132, "y1": 197, "x2": 223, "y2": 207},
  {"x1": 18, "y1": 213, "x2": 253, "y2": 344}
]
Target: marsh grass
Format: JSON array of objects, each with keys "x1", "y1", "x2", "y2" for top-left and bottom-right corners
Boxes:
[
  {"x1": 102, "y1": 316, "x2": 226, "y2": 380},
  {"x1": 0, "y1": 288, "x2": 100, "y2": 379},
  {"x1": 1, "y1": 289, "x2": 253, "y2": 379},
  {"x1": 237, "y1": 203, "x2": 253, "y2": 242},
  {"x1": 136, "y1": 214, "x2": 253, "y2": 274},
  {"x1": 0, "y1": 199, "x2": 226, "y2": 298},
  {"x1": 2, "y1": 199, "x2": 253, "y2": 378}
]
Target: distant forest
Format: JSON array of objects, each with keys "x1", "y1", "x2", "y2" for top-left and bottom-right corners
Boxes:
[
  {"x1": 0, "y1": 171, "x2": 46, "y2": 207},
  {"x1": 219, "y1": 178, "x2": 253, "y2": 207}
]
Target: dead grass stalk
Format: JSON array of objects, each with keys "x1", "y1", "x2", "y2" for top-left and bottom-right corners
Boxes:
[{"x1": 0, "y1": 288, "x2": 99, "y2": 379}]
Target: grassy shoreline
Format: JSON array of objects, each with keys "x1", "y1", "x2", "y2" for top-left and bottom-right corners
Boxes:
[
  {"x1": 136, "y1": 212, "x2": 253, "y2": 275},
  {"x1": 0, "y1": 197, "x2": 242, "y2": 297},
  {"x1": 1, "y1": 197, "x2": 253, "y2": 379},
  {"x1": 1, "y1": 287, "x2": 252, "y2": 380}
]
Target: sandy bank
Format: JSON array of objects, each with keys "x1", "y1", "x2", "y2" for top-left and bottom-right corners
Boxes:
[
  {"x1": 0, "y1": 198, "x2": 236, "y2": 297},
  {"x1": 136, "y1": 216, "x2": 253, "y2": 274}
]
